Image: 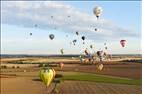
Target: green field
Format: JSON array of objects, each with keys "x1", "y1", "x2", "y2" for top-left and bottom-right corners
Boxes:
[{"x1": 59, "y1": 72, "x2": 142, "y2": 85}]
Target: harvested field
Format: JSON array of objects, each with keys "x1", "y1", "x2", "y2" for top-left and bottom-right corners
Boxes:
[
  {"x1": 1, "y1": 62, "x2": 142, "y2": 79},
  {"x1": 60, "y1": 62, "x2": 142, "y2": 79},
  {"x1": 1, "y1": 76, "x2": 142, "y2": 94},
  {"x1": 58, "y1": 81, "x2": 142, "y2": 94},
  {"x1": 1, "y1": 57, "x2": 142, "y2": 94}
]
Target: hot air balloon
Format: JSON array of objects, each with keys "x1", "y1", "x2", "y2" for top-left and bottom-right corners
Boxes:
[
  {"x1": 51, "y1": 16, "x2": 53, "y2": 19},
  {"x1": 81, "y1": 36, "x2": 85, "y2": 44},
  {"x1": 85, "y1": 49, "x2": 89, "y2": 55},
  {"x1": 59, "y1": 62, "x2": 64, "y2": 69},
  {"x1": 73, "y1": 39, "x2": 77, "y2": 45},
  {"x1": 34, "y1": 24, "x2": 38, "y2": 27},
  {"x1": 120, "y1": 40, "x2": 126, "y2": 47},
  {"x1": 97, "y1": 51, "x2": 104, "y2": 62},
  {"x1": 39, "y1": 67, "x2": 55, "y2": 87},
  {"x1": 105, "y1": 47, "x2": 107, "y2": 50},
  {"x1": 51, "y1": 68, "x2": 56, "y2": 77},
  {"x1": 79, "y1": 55, "x2": 83, "y2": 63},
  {"x1": 60, "y1": 49, "x2": 64, "y2": 55},
  {"x1": 82, "y1": 36, "x2": 85, "y2": 40},
  {"x1": 49, "y1": 34, "x2": 55, "y2": 40},
  {"x1": 93, "y1": 6, "x2": 103, "y2": 19},
  {"x1": 76, "y1": 31, "x2": 79, "y2": 35},
  {"x1": 30, "y1": 33, "x2": 32, "y2": 36},
  {"x1": 96, "y1": 64, "x2": 103, "y2": 71},
  {"x1": 90, "y1": 45, "x2": 93, "y2": 49}
]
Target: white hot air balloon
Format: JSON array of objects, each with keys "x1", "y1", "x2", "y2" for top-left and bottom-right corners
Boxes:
[{"x1": 93, "y1": 6, "x2": 103, "y2": 19}]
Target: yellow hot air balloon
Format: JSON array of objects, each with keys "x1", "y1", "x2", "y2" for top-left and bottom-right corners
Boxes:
[
  {"x1": 51, "y1": 68, "x2": 56, "y2": 77},
  {"x1": 39, "y1": 69, "x2": 44, "y2": 81},
  {"x1": 39, "y1": 68, "x2": 55, "y2": 87}
]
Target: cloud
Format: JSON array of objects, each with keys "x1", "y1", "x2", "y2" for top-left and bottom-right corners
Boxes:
[{"x1": 1, "y1": 1, "x2": 139, "y2": 42}]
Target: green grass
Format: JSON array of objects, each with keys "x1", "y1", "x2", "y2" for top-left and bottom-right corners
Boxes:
[{"x1": 60, "y1": 72, "x2": 142, "y2": 85}]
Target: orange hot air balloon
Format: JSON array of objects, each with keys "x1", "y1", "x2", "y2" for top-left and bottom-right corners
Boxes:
[
  {"x1": 120, "y1": 40, "x2": 126, "y2": 47},
  {"x1": 59, "y1": 62, "x2": 64, "y2": 69}
]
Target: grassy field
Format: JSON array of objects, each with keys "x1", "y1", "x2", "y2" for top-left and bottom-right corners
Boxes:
[{"x1": 60, "y1": 72, "x2": 142, "y2": 85}]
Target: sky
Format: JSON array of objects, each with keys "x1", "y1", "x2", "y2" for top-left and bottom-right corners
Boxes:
[{"x1": 1, "y1": 1, "x2": 142, "y2": 55}]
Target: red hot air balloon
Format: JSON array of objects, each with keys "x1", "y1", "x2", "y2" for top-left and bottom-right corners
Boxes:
[
  {"x1": 120, "y1": 40, "x2": 126, "y2": 47},
  {"x1": 59, "y1": 62, "x2": 64, "y2": 69}
]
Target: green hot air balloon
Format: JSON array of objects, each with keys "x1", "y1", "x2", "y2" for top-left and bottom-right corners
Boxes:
[
  {"x1": 60, "y1": 48, "x2": 64, "y2": 55},
  {"x1": 39, "y1": 67, "x2": 55, "y2": 87},
  {"x1": 90, "y1": 45, "x2": 93, "y2": 49}
]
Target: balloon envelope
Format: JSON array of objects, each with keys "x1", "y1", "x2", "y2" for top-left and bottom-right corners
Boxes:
[
  {"x1": 30, "y1": 33, "x2": 32, "y2": 36},
  {"x1": 96, "y1": 64, "x2": 103, "y2": 71},
  {"x1": 120, "y1": 40, "x2": 126, "y2": 47},
  {"x1": 51, "y1": 16, "x2": 53, "y2": 18},
  {"x1": 51, "y1": 68, "x2": 56, "y2": 77},
  {"x1": 76, "y1": 31, "x2": 79, "y2": 35},
  {"x1": 73, "y1": 39, "x2": 77, "y2": 45},
  {"x1": 49, "y1": 34, "x2": 55, "y2": 40},
  {"x1": 81, "y1": 36, "x2": 85, "y2": 40},
  {"x1": 93, "y1": 6, "x2": 102, "y2": 18},
  {"x1": 34, "y1": 24, "x2": 38, "y2": 27},
  {"x1": 90, "y1": 45, "x2": 93, "y2": 49},
  {"x1": 59, "y1": 62, "x2": 64, "y2": 69},
  {"x1": 73, "y1": 39, "x2": 77, "y2": 42},
  {"x1": 105, "y1": 47, "x2": 107, "y2": 50},
  {"x1": 60, "y1": 49, "x2": 64, "y2": 54},
  {"x1": 39, "y1": 68, "x2": 54, "y2": 87}
]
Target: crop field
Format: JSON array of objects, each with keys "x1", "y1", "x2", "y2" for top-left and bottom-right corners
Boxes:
[{"x1": 1, "y1": 56, "x2": 142, "y2": 94}]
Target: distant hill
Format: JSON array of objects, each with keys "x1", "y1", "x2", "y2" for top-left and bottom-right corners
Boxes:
[
  {"x1": 1, "y1": 54, "x2": 142, "y2": 58},
  {"x1": 0, "y1": 54, "x2": 81, "y2": 58}
]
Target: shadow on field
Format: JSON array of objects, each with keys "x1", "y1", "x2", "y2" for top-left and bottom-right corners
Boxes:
[
  {"x1": 55, "y1": 74, "x2": 63, "y2": 78},
  {"x1": 32, "y1": 78, "x2": 42, "y2": 81}
]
